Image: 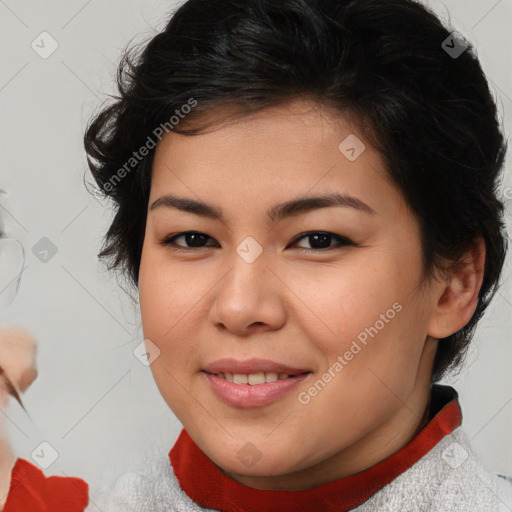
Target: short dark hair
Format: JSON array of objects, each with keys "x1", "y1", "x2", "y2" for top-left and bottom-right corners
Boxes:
[{"x1": 84, "y1": 0, "x2": 508, "y2": 383}]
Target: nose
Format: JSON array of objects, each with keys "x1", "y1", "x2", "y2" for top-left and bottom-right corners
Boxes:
[{"x1": 209, "y1": 249, "x2": 286, "y2": 337}]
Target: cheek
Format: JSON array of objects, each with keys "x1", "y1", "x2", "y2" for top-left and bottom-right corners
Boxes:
[
  {"x1": 138, "y1": 249, "x2": 211, "y2": 383},
  {"x1": 138, "y1": 249, "x2": 198, "y2": 339},
  {"x1": 138, "y1": 257, "x2": 197, "y2": 408},
  {"x1": 289, "y1": 257, "x2": 403, "y2": 344},
  {"x1": 295, "y1": 254, "x2": 423, "y2": 386}
]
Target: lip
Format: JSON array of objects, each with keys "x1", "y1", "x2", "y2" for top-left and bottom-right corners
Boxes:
[
  {"x1": 203, "y1": 371, "x2": 310, "y2": 408},
  {"x1": 202, "y1": 358, "x2": 310, "y2": 375}
]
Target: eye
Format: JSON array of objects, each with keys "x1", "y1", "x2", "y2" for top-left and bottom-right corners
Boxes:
[
  {"x1": 289, "y1": 231, "x2": 354, "y2": 252},
  {"x1": 160, "y1": 230, "x2": 353, "y2": 252},
  {"x1": 160, "y1": 231, "x2": 218, "y2": 250}
]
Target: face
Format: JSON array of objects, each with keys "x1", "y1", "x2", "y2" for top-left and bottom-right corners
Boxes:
[{"x1": 138, "y1": 99, "x2": 441, "y2": 490}]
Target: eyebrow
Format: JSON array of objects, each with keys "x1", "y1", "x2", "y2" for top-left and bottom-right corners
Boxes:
[{"x1": 149, "y1": 192, "x2": 377, "y2": 223}]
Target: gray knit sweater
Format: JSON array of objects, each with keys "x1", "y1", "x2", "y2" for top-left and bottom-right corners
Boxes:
[{"x1": 86, "y1": 423, "x2": 512, "y2": 512}]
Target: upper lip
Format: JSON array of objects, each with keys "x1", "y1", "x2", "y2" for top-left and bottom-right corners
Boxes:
[{"x1": 203, "y1": 358, "x2": 310, "y2": 376}]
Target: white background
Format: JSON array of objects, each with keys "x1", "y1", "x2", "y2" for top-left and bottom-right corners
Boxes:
[{"x1": 0, "y1": 0, "x2": 511, "y2": 496}]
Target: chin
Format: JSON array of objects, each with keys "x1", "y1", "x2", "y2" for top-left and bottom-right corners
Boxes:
[
  {"x1": 215, "y1": 455, "x2": 295, "y2": 482},
  {"x1": 205, "y1": 437, "x2": 304, "y2": 478}
]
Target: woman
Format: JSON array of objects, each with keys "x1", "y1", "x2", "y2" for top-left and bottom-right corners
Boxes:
[{"x1": 5, "y1": 0, "x2": 512, "y2": 510}]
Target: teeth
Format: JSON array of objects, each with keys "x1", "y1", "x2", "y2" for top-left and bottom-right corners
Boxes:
[
  {"x1": 217, "y1": 372, "x2": 292, "y2": 384},
  {"x1": 233, "y1": 373, "x2": 248, "y2": 384},
  {"x1": 248, "y1": 372, "x2": 265, "y2": 385}
]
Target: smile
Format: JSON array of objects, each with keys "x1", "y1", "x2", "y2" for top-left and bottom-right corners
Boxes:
[
  {"x1": 210, "y1": 372, "x2": 294, "y2": 384},
  {"x1": 202, "y1": 370, "x2": 311, "y2": 407}
]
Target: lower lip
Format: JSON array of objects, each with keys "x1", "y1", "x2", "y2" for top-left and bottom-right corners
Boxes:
[{"x1": 202, "y1": 371, "x2": 310, "y2": 407}]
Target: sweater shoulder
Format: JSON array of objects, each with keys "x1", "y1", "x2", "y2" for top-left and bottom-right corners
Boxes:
[
  {"x1": 354, "y1": 426, "x2": 512, "y2": 512},
  {"x1": 85, "y1": 453, "x2": 214, "y2": 512},
  {"x1": 428, "y1": 427, "x2": 512, "y2": 511},
  {"x1": 86, "y1": 426, "x2": 512, "y2": 512}
]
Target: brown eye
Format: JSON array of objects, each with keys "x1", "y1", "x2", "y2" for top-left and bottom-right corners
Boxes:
[
  {"x1": 160, "y1": 230, "x2": 354, "y2": 252},
  {"x1": 160, "y1": 231, "x2": 218, "y2": 249},
  {"x1": 290, "y1": 231, "x2": 353, "y2": 252}
]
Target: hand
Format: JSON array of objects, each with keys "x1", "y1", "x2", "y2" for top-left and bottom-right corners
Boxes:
[
  {"x1": 0, "y1": 326, "x2": 37, "y2": 510},
  {"x1": 0, "y1": 326, "x2": 37, "y2": 407}
]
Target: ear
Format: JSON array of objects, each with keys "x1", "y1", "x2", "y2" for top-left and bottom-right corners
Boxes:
[{"x1": 426, "y1": 236, "x2": 486, "y2": 339}]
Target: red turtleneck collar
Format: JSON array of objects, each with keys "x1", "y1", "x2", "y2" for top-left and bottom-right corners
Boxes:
[{"x1": 169, "y1": 384, "x2": 462, "y2": 512}]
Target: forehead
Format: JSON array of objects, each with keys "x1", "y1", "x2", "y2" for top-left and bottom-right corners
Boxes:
[
  {"x1": 150, "y1": 100, "x2": 407, "y2": 221},
  {"x1": 155, "y1": 99, "x2": 363, "y2": 157}
]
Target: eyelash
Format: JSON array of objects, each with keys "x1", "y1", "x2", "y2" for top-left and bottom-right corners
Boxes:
[{"x1": 159, "y1": 231, "x2": 354, "y2": 253}]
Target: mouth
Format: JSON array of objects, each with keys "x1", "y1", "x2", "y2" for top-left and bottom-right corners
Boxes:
[
  {"x1": 201, "y1": 358, "x2": 312, "y2": 407},
  {"x1": 202, "y1": 358, "x2": 311, "y2": 385},
  {"x1": 202, "y1": 371, "x2": 309, "y2": 385}
]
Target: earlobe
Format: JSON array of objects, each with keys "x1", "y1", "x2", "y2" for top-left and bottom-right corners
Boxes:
[{"x1": 426, "y1": 237, "x2": 486, "y2": 339}]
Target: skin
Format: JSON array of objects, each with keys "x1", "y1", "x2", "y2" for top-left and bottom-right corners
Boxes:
[
  {"x1": 0, "y1": 326, "x2": 37, "y2": 509},
  {"x1": 138, "y1": 98, "x2": 485, "y2": 491}
]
